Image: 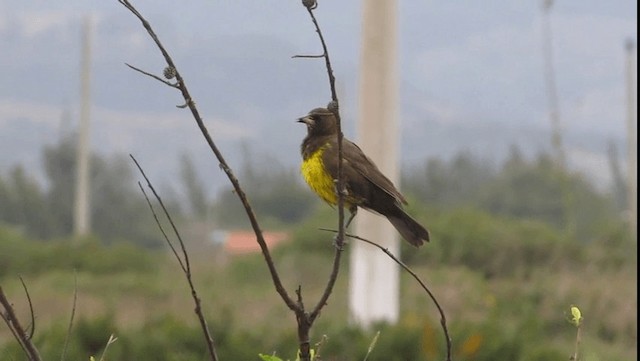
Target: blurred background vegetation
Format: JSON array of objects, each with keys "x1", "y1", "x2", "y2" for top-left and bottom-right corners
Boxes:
[{"x1": 0, "y1": 135, "x2": 636, "y2": 360}]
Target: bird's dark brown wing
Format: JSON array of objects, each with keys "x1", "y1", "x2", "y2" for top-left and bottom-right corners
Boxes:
[{"x1": 322, "y1": 138, "x2": 407, "y2": 208}]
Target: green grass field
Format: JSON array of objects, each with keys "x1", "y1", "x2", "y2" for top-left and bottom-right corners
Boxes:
[{"x1": 1, "y1": 221, "x2": 636, "y2": 360}]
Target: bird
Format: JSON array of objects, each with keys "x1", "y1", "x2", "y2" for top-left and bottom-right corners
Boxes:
[{"x1": 298, "y1": 107, "x2": 430, "y2": 247}]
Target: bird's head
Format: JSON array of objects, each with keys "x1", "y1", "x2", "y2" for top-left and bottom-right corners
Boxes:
[{"x1": 297, "y1": 107, "x2": 337, "y2": 136}]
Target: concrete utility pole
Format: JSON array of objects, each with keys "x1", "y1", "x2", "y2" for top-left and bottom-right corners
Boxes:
[
  {"x1": 625, "y1": 39, "x2": 637, "y2": 240},
  {"x1": 541, "y1": 0, "x2": 576, "y2": 238},
  {"x1": 350, "y1": 0, "x2": 400, "y2": 327},
  {"x1": 541, "y1": 0, "x2": 566, "y2": 167},
  {"x1": 73, "y1": 16, "x2": 93, "y2": 237}
]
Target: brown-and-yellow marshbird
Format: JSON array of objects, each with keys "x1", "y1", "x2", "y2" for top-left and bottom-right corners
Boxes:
[{"x1": 298, "y1": 107, "x2": 430, "y2": 247}]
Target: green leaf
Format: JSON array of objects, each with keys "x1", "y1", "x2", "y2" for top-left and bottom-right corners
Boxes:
[
  {"x1": 258, "y1": 354, "x2": 284, "y2": 361},
  {"x1": 569, "y1": 305, "x2": 583, "y2": 327}
]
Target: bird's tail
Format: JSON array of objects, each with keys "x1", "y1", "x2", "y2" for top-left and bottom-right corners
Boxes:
[{"x1": 387, "y1": 210, "x2": 430, "y2": 247}]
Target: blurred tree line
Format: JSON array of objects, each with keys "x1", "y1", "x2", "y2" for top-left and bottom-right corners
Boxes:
[
  {"x1": 0, "y1": 135, "x2": 160, "y2": 246},
  {"x1": 402, "y1": 145, "x2": 627, "y2": 243},
  {"x1": 0, "y1": 135, "x2": 629, "y2": 246},
  {"x1": 0, "y1": 138, "x2": 635, "y2": 361},
  {"x1": 0, "y1": 136, "x2": 317, "y2": 245},
  {"x1": 212, "y1": 144, "x2": 317, "y2": 228}
]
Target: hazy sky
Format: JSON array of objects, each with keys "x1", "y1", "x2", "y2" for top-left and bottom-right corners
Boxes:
[{"x1": 0, "y1": 1, "x2": 637, "y2": 190}]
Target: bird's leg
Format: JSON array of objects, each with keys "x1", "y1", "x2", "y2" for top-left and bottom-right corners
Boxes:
[
  {"x1": 345, "y1": 206, "x2": 357, "y2": 228},
  {"x1": 334, "y1": 178, "x2": 356, "y2": 229},
  {"x1": 333, "y1": 206, "x2": 357, "y2": 249},
  {"x1": 332, "y1": 234, "x2": 345, "y2": 250}
]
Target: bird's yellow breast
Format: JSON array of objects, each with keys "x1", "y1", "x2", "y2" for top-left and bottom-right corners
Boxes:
[{"x1": 301, "y1": 146, "x2": 338, "y2": 205}]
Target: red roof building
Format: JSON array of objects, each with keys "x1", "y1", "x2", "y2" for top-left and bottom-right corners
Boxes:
[{"x1": 211, "y1": 230, "x2": 289, "y2": 255}]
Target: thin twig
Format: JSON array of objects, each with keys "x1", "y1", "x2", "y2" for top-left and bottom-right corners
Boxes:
[
  {"x1": 295, "y1": 286, "x2": 305, "y2": 311},
  {"x1": 133, "y1": 159, "x2": 192, "y2": 275},
  {"x1": 18, "y1": 277, "x2": 35, "y2": 341},
  {"x1": 125, "y1": 63, "x2": 179, "y2": 88},
  {"x1": 567, "y1": 305, "x2": 583, "y2": 360},
  {"x1": 0, "y1": 303, "x2": 29, "y2": 357},
  {"x1": 60, "y1": 271, "x2": 78, "y2": 361},
  {"x1": 98, "y1": 334, "x2": 118, "y2": 361},
  {"x1": 130, "y1": 155, "x2": 218, "y2": 361},
  {"x1": 299, "y1": 2, "x2": 345, "y2": 325},
  {"x1": 132, "y1": 157, "x2": 187, "y2": 274},
  {"x1": 0, "y1": 286, "x2": 43, "y2": 361},
  {"x1": 293, "y1": 3, "x2": 346, "y2": 360},
  {"x1": 291, "y1": 54, "x2": 325, "y2": 58},
  {"x1": 319, "y1": 228, "x2": 453, "y2": 361},
  {"x1": 571, "y1": 324, "x2": 582, "y2": 360},
  {"x1": 117, "y1": 0, "x2": 297, "y2": 315},
  {"x1": 136, "y1": 182, "x2": 187, "y2": 273},
  {"x1": 119, "y1": 2, "x2": 350, "y2": 361}
]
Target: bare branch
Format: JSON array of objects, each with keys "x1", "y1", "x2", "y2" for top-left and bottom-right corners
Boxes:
[
  {"x1": 136, "y1": 183, "x2": 187, "y2": 272},
  {"x1": 0, "y1": 302, "x2": 29, "y2": 357},
  {"x1": 118, "y1": 2, "x2": 352, "y2": 360},
  {"x1": 18, "y1": 277, "x2": 35, "y2": 341},
  {"x1": 176, "y1": 101, "x2": 191, "y2": 109},
  {"x1": 292, "y1": 3, "x2": 348, "y2": 359},
  {"x1": 295, "y1": 285, "x2": 305, "y2": 311},
  {"x1": 291, "y1": 54, "x2": 325, "y2": 59},
  {"x1": 0, "y1": 286, "x2": 43, "y2": 361},
  {"x1": 125, "y1": 63, "x2": 179, "y2": 88},
  {"x1": 117, "y1": 0, "x2": 297, "y2": 315},
  {"x1": 298, "y1": 0, "x2": 346, "y2": 325},
  {"x1": 130, "y1": 155, "x2": 218, "y2": 361},
  {"x1": 319, "y1": 228, "x2": 453, "y2": 361},
  {"x1": 570, "y1": 325, "x2": 582, "y2": 360},
  {"x1": 132, "y1": 156, "x2": 187, "y2": 274},
  {"x1": 137, "y1": 182, "x2": 186, "y2": 272},
  {"x1": 299, "y1": 5, "x2": 339, "y2": 102}
]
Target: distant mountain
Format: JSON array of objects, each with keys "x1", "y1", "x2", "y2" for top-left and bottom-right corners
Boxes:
[
  {"x1": 0, "y1": 1, "x2": 634, "y2": 197},
  {"x1": 0, "y1": 96, "x2": 624, "y2": 199}
]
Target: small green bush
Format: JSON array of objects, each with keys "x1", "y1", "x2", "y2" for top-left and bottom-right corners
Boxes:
[{"x1": 0, "y1": 226, "x2": 158, "y2": 278}]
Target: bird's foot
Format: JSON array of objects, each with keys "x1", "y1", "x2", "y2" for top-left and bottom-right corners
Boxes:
[
  {"x1": 344, "y1": 206, "x2": 357, "y2": 228},
  {"x1": 332, "y1": 234, "x2": 347, "y2": 250}
]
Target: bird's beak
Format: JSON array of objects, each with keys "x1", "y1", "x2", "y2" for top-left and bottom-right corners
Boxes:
[{"x1": 297, "y1": 115, "x2": 313, "y2": 125}]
